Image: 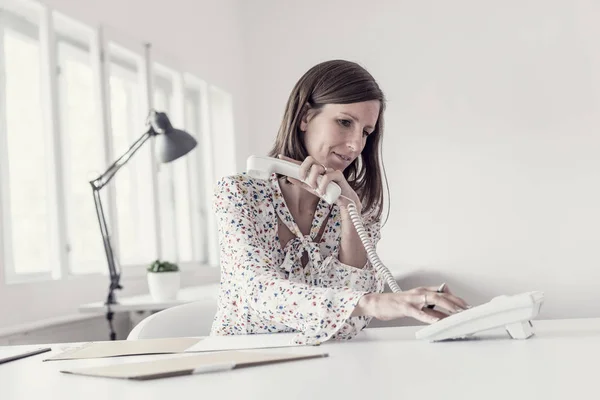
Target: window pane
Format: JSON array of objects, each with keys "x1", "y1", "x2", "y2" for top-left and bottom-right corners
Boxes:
[
  {"x1": 3, "y1": 28, "x2": 54, "y2": 274},
  {"x1": 109, "y1": 58, "x2": 157, "y2": 266},
  {"x1": 57, "y1": 40, "x2": 105, "y2": 274},
  {"x1": 185, "y1": 89, "x2": 207, "y2": 262},
  {"x1": 173, "y1": 156, "x2": 192, "y2": 262},
  {"x1": 153, "y1": 85, "x2": 177, "y2": 262}
]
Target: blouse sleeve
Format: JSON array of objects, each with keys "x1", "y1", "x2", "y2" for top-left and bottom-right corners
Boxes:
[
  {"x1": 213, "y1": 176, "x2": 369, "y2": 345},
  {"x1": 318, "y1": 209, "x2": 386, "y2": 340}
]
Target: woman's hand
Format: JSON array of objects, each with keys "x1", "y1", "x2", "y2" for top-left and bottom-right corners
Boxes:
[
  {"x1": 353, "y1": 285, "x2": 470, "y2": 324},
  {"x1": 277, "y1": 154, "x2": 361, "y2": 212}
]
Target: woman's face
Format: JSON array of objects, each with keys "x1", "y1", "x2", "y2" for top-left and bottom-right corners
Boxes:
[
  {"x1": 300, "y1": 100, "x2": 380, "y2": 171},
  {"x1": 300, "y1": 100, "x2": 381, "y2": 171}
]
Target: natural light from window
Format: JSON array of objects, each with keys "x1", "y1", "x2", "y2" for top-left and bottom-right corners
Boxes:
[{"x1": 4, "y1": 28, "x2": 55, "y2": 275}]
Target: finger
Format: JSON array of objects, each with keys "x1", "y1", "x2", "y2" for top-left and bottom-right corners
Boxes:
[
  {"x1": 425, "y1": 285, "x2": 446, "y2": 292},
  {"x1": 444, "y1": 293, "x2": 470, "y2": 309},
  {"x1": 306, "y1": 162, "x2": 325, "y2": 189},
  {"x1": 405, "y1": 306, "x2": 441, "y2": 324},
  {"x1": 299, "y1": 156, "x2": 318, "y2": 181},
  {"x1": 316, "y1": 172, "x2": 333, "y2": 196},
  {"x1": 410, "y1": 293, "x2": 453, "y2": 314},
  {"x1": 428, "y1": 293, "x2": 464, "y2": 314},
  {"x1": 429, "y1": 290, "x2": 469, "y2": 310},
  {"x1": 437, "y1": 283, "x2": 456, "y2": 298},
  {"x1": 423, "y1": 285, "x2": 470, "y2": 309},
  {"x1": 422, "y1": 308, "x2": 449, "y2": 320}
]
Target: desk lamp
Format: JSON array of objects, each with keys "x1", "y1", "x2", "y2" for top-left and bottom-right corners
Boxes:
[{"x1": 90, "y1": 110, "x2": 197, "y2": 340}]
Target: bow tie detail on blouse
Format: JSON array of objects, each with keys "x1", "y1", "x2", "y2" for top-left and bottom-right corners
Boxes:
[{"x1": 282, "y1": 234, "x2": 322, "y2": 271}]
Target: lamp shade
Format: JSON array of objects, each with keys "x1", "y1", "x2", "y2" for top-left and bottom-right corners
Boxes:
[{"x1": 150, "y1": 111, "x2": 198, "y2": 163}]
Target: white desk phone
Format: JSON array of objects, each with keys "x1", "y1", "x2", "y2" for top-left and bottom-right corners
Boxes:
[{"x1": 246, "y1": 155, "x2": 544, "y2": 342}]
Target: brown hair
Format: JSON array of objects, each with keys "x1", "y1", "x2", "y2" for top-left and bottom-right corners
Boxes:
[{"x1": 268, "y1": 59, "x2": 387, "y2": 219}]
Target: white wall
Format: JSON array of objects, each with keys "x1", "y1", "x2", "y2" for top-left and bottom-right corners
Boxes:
[
  {"x1": 240, "y1": 0, "x2": 600, "y2": 318},
  {"x1": 0, "y1": 0, "x2": 245, "y2": 332}
]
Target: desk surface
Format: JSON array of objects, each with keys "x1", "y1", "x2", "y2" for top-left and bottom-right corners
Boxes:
[{"x1": 0, "y1": 318, "x2": 597, "y2": 400}]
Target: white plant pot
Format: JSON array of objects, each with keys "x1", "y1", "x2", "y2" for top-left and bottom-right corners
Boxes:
[{"x1": 147, "y1": 271, "x2": 181, "y2": 302}]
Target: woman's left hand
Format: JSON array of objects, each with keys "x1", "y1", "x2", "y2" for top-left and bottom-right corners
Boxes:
[{"x1": 278, "y1": 154, "x2": 362, "y2": 212}]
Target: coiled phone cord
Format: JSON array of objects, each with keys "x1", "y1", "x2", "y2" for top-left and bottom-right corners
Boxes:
[{"x1": 340, "y1": 195, "x2": 403, "y2": 294}]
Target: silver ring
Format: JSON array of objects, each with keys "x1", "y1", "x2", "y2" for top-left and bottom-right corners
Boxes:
[{"x1": 423, "y1": 293, "x2": 428, "y2": 307}]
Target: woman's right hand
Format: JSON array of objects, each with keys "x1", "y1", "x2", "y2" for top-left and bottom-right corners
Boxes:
[{"x1": 353, "y1": 286, "x2": 470, "y2": 324}]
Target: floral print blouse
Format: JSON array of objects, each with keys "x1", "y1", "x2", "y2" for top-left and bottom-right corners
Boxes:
[{"x1": 210, "y1": 173, "x2": 384, "y2": 345}]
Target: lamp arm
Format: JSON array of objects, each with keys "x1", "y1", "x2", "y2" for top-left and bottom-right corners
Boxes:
[
  {"x1": 90, "y1": 129, "x2": 154, "y2": 190},
  {"x1": 92, "y1": 188, "x2": 120, "y2": 303},
  {"x1": 88, "y1": 128, "x2": 154, "y2": 309}
]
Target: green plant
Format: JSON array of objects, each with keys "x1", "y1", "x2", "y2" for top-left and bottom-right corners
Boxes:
[{"x1": 147, "y1": 259, "x2": 180, "y2": 273}]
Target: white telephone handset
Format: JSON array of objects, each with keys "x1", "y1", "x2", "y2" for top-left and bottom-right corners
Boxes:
[
  {"x1": 246, "y1": 155, "x2": 544, "y2": 341},
  {"x1": 247, "y1": 155, "x2": 402, "y2": 293},
  {"x1": 247, "y1": 155, "x2": 342, "y2": 204}
]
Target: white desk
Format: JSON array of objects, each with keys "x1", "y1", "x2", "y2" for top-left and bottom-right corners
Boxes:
[{"x1": 0, "y1": 318, "x2": 597, "y2": 400}]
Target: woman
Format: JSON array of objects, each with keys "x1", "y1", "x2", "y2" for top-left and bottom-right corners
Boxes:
[{"x1": 211, "y1": 60, "x2": 469, "y2": 345}]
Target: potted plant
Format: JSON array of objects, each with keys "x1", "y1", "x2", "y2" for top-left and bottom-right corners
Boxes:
[{"x1": 147, "y1": 259, "x2": 181, "y2": 301}]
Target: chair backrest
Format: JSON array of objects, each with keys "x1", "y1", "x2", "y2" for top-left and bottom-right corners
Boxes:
[{"x1": 127, "y1": 300, "x2": 217, "y2": 340}]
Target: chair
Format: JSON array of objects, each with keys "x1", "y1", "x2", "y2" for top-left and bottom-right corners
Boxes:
[{"x1": 127, "y1": 300, "x2": 217, "y2": 340}]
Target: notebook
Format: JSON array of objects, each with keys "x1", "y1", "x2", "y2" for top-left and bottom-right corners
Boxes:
[
  {"x1": 44, "y1": 338, "x2": 201, "y2": 361},
  {"x1": 60, "y1": 350, "x2": 328, "y2": 380},
  {"x1": 45, "y1": 333, "x2": 302, "y2": 361}
]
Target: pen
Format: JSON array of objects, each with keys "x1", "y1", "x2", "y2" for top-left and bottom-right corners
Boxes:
[
  {"x1": 0, "y1": 347, "x2": 52, "y2": 365},
  {"x1": 426, "y1": 282, "x2": 446, "y2": 309}
]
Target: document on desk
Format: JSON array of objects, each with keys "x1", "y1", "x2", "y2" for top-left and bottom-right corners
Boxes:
[
  {"x1": 61, "y1": 350, "x2": 328, "y2": 380},
  {"x1": 45, "y1": 333, "x2": 302, "y2": 361},
  {"x1": 44, "y1": 338, "x2": 202, "y2": 361},
  {"x1": 184, "y1": 332, "x2": 301, "y2": 353}
]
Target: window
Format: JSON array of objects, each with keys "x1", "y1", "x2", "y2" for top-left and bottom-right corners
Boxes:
[
  {"x1": 184, "y1": 87, "x2": 207, "y2": 262},
  {"x1": 1, "y1": 0, "x2": 221, "y2": 287},
  {"x1": 172, "y1": 141, "x2": 194, "y2": 263},
  {"x1": 0, "y1": 7, "x2": 57, "y2": 279},
  {"x1": 54, "y1": 12, "x2": 105, "y2": 275},
  {"x1": 108, "y1": 43, "x2": 157, "y2": 267},
  {"x1": 153, "y1": 63, "x2": 199, "y2": 264},
  {"x1": 153, "y1": 67, "x2": 178, "y2": 262},
  {"x1": 183, "y1": 77, "x2": 214, "y2": 264}
]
